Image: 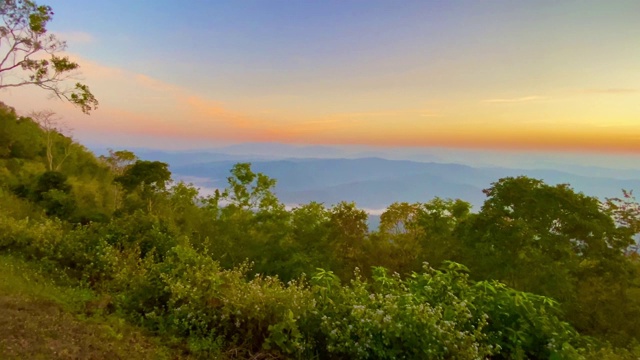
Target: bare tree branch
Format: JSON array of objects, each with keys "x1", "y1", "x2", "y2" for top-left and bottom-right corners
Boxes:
[
  {"x1": 29, "y1": 109, "x2": 73, "y2": 171},
  {"x1": 0, "y1": 0, "x2": 98, "y2": 114}
]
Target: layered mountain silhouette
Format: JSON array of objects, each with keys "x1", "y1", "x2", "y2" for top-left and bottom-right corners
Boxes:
[
  {"x1": 164, "y1": 157, "x2": 640, "y2": 210},
  {"x1": 90, "y1": 144, "x2": 639, "y2": 212}
]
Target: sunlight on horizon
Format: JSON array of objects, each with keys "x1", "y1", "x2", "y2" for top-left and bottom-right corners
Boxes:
[{"x1": 1, "y1": 1, "x2": 639, "y2": 155}]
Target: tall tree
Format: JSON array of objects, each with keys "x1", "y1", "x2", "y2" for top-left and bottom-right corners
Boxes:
[
  {"x1": 373, "y1": 202, "x2": 424, "y2": 274},
  {"x1": 99, "y1": 149, "x2": 137, "y2": 210},
  {"x1": 461, "y1": 177, "x2": 631, "y2": 296},
  {"x1": 29, "y1": 109, "x2": 69, "y2": 170},
  {"x1": 416, "y1": 198, "x2": 470, "y2": 267},
  {"x1": 328, "y1": 201, "x2": 369, "y2": 279},
  {"x1": 0, "y1": 0, "x2": 98, "y2": 113},
  {"x1": 459, "y1": 176, "x2": 638, "y2": 343},
  {"x1": 372, "y1": 199, "x2": 471, "y2": 275},
  {"x1": 223, "y1": 162, "x2": 280, "y2": 211},
  {"x1": 115, "y1": 160, "x2": 171, "y2": 213},
  {"x1": 99, "y1": 149, "x2": 137, "y2": 176}
]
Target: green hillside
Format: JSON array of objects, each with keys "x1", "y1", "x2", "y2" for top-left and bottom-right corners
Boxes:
[{"x1": 1, "y1": 101, "x2": 640, "y2": 359}]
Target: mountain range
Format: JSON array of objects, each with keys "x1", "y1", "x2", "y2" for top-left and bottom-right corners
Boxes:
[{"x1": 93, "y1": 144, "x2": 640, "y2": 212}]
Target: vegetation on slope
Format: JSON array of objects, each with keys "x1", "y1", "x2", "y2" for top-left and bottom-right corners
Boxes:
[
  {"x1": 1, "y1": 101, "x2": 640, "y2": 359},
  {"x1": 0, "y1": 254, "x2": 193, "y2": 359}
]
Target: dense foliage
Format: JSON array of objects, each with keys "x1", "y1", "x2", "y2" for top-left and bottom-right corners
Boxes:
[{"x1": 1, "y1": 101, "x2": 640, "y2": 359}]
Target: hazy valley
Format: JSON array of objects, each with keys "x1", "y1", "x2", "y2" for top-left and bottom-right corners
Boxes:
[{"x1": 116, "y1": 144, "x2": 640, "y2": 211}]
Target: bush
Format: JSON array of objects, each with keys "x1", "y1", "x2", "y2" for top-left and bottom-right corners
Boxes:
[
  {"x1": 0, "y1": 213, "x2": 64, "y2": 257},
  {"x1": 312, "y1": 266, "x2": 491, "y2": 359},
  {"x1": 112, "y1": 244, "x2": 316, "y2": 357}
]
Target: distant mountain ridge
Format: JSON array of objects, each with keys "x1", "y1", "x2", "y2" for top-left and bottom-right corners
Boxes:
[
  {"x1": 89, "y1": 144, "x2": 640, "y2": 210},
  {"x1": 168, "y1": 157, "x2": 640, "y2": 210},
  {"x1": 91, "y1": 142, "x2": 640, "y2": 179}
]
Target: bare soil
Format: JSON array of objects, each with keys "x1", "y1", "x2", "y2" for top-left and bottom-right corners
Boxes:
[{"x1": 0, "y1": 294, "x2": 172, "y2": 360}]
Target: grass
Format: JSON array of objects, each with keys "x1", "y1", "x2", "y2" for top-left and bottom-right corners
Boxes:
[{"x1": 0, "y1": 253, "x2": 191, "y2": 360}]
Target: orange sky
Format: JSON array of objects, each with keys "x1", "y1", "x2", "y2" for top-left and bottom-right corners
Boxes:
[
  {"x1": 2, "y1": 56, "x2": 639, "y2": 154},
  {"x1": 1, "y1": 1, "x2": 639, "y2": 154}
]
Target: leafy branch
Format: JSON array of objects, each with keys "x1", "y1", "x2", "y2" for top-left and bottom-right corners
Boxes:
[{"x1": 0, "y1": 0, "x2": 97, "y2": 113}]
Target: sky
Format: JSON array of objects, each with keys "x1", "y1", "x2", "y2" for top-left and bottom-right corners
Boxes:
[{"x1": 1, "y1": 0, "x2": 640, "y2": 154}]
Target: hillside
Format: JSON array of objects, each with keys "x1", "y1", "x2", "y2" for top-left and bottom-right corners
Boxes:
[
  {"x1": 2, "y1": 103, "x2": 640, "y2": 359},
  {"x1": 0, "y1": 255, "x2": 190, "y2": 359}
]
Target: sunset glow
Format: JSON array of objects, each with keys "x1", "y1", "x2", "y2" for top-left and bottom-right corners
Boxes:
[{"x1": 1, "y1": 1, "x2": 639, "y2": 153}]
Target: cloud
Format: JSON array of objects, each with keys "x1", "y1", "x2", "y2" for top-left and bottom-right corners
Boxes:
[
  {"x1": 54, "y1": 31, "x2": 95, "y2": 44},
  {"x1": 0, "y1": 50, "x2": 453, "y2": 146},
  {"x1": 134, "y1": 74, "x2": 182, "y2": 93},
  {"x1": 583, "y1": 88, "x2": 638, "y2": 94},
  {"x1": 7, "y1": 53, "x2": 637, "y2": 154},
  {"x1": 419, "y1": 111, "x2": 439, "y2": 118},
  {"x1": 320, "y1": 109, "x2": 439, "y2": 121},
  {"x1": 482, "y1": 96, "x2": 546, "y2": 103}
]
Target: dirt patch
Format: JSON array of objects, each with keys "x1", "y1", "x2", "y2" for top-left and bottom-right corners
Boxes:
[{"x1": 0, "y1": 294, "x2": 171, "y2": 360}]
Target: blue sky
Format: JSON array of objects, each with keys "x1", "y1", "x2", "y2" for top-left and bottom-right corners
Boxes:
[{"x1": 1, "y1": 0, "x2": 639, "y2": 153}]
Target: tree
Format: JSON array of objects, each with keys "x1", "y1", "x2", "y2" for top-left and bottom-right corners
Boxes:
[
  {"x1": 115, "y1": 160, "x2": 171, "y2": 212},
  {"x1": 99, "y1": 149, "x2": 138, "y2": 210},
  {"x1": 99, "y1": 149, "x2": 137, "y2": 176},
  {"x1": 461, "y1": 177, "x2": 631, "y2": 295},
  {"x1": 34, "y1": 169, "x2": 70, "y2": 195},
  {"x1": 328, "y1": 201, "x2": 369, "y2": 279},
  {"x1": 29, "y1": 109, "x2": 70, "y2": 170},
  {"x1": 115, "y1": 160, "x2": 171, "y2": 193},
  {"x1": 223, "y1": 162, "x2": 280, "y2": 211},
  {"x1": 291, "y1": 202, "x2": 331, "y2": 257},
  {"x1": 165, "y1": 181, "x2": 201, "y2": 234},
  {"x1": 371, "y1": 199, "x2": 471, "y2": 275},
  {"x1": 215, "y1": 163, "x2": 293, "y2": 276},
  {"x1": 459, "y1": 176, "x2": 639, "y2": 343},
  {"x1": 605, "y1": 189, "x2": 640, "y2": 255},
  {"x1": 373, "y1": 202, "x2": 424, "y2": 274},
  {"x1": 32, "y1": 170, "x2": 76, "y2": 218},
  {"x1": 416, "y1": 198, "x2": 470, "y2": 267},
  {"x1": 0, "y1": 0, "x2": 98, "y2": 113}
]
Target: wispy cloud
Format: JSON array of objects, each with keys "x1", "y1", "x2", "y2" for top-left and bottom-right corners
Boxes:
[
  {"x1": 134, "y1": 74, "x2": 182, "y2": 93},
  {"x1": 584, "y1": 88, "x2": 638, "y2": 94},
  {"x1": 54, "y1": 31, "x2": 95, "y2": 44},
  {"x1": 325, "y1": 109, "x2": 440, "y2": 119},
  {"x1": 482, "y1": 96, "x2": 546, "y2": 103},
  {"x1": 419, "y1": 110, "x2": 439, "y2": 118},
  {"x1": 6, "y1": 53, "x2": 638, "y2": 153}
]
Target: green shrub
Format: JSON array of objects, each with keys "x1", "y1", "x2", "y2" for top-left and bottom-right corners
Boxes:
[
  {"x1": 55, "y1": 226, "x2": 120, "y2": 285},
  {"x1": 138, "y1": 244, "x2": 316, "y2": 357},
  {"x1": 313, "y1": 266, "x2": 491, "y2": 360},
  {"x1": 0, "y1": 213, "x2": 64, "y2": 257}
]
